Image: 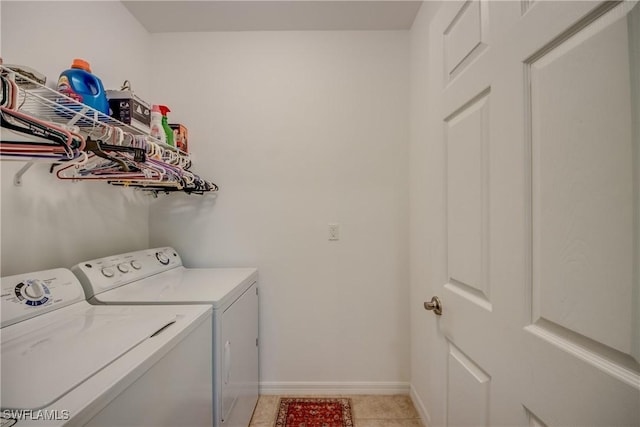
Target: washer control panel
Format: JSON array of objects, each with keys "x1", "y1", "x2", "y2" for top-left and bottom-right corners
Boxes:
[
  {"x1": 1, "y1": 268, "x2": 85, "y2": 328},
  {"x1": 15, "y1": 278, "x2": 48, "y2": 304},
  {"x1": 72, "y1": 247, "x2": 182, "y2": 298}
]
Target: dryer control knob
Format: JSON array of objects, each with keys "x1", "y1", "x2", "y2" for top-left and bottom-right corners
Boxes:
[
  {"x1": 156, "y1": 252, "x2": 170, "y2": 265},
  {"x1": 130, "y1": 261, "x2": 142, "y2": 270},
  {"x1": 24, "y1": 280, "x2": 45, "y2": 299},
  {"x1": 117, "y1": 263, "x2": 130, "y2": 273},
  {"x1": 101, "y1": 267, "x2": 115, "y2": 278}
]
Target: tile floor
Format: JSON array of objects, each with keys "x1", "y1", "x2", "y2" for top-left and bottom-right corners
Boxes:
[{"x1": 249, "y1": 394, "x2": 424, "y2": 427}]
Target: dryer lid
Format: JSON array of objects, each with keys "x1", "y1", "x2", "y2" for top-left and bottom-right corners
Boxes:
[
  {"x1": 95, "y1": 267, "x2": 257, "y2": 309},
  {"x1": 1, "y1": 303, "x2": 177, "y2": 410}
]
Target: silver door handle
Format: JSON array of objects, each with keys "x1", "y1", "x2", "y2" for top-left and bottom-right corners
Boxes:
[{"x1": 424, "y1": 296, "x2": 443, "y2": 315}]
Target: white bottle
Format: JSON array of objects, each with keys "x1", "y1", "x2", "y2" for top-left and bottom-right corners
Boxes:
[{"x1": 150, "y1": 104, "x2": 166, "y2": 144}]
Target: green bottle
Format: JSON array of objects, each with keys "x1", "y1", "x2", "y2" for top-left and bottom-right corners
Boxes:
[{"x1": 158, "y1": 105, "x2": 174, "y2": 147}]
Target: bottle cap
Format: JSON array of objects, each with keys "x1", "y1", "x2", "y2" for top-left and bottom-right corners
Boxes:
[
  {"x1": 158, "y1": 105, "x2": 171, "y2": 116},
  {"x1": 151, "y1": 104, "x2": 161, "y2": 113},
  {"x1": 71, "y1": 58, "x2": 92, "y2": 72}
]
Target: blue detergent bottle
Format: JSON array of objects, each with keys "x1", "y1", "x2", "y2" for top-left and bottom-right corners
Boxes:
[{"x1": 57, "y1": 59, "x2": 109, "y2": 115}]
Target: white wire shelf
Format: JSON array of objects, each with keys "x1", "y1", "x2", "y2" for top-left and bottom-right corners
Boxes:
[
  {"x1": 1, "y1": 65, "x2": 217, "y2": 195},
  {"x1": 0, "y1": 65, "x2": 181, "y2": 153}
]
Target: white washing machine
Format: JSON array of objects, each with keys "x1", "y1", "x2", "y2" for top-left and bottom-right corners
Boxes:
[
  {"x1": 71, "y1": 247, "x2": 259, "y2": 427},
  {"x1": 1, "y1": 268, "x2": 213, "y2": 427}
]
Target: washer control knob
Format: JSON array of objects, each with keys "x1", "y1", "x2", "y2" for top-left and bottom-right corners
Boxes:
[
  {"x1": 130, "y1": 260, "x2": 142, "y2": 270},
  {"x1": 117, "y1": 263, "x2": 130, "y2": 273},
  {"x1": 156, "y1": 252, "x2": 170, "y2": 265},
  {"x1": 101, "y1": 267, "x2": 115, "y2": 278},
  {"x1": 24, "y1": 280, "x2": 45, "y2": 299}
]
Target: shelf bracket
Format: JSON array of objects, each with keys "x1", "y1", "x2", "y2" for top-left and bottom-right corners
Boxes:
[{"x1": 14, "y1": 162, "x2": 34, "y2": 186}]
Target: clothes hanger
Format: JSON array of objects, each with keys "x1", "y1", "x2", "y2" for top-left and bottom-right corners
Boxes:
[
  {"x1": 0, "y1": 75, "x2": 10, "y2": 108},
  {"x1": 1, "y1": 107, "x2": 78, "y2": 159},
  {"x1": 56, "y1": 137, "x2": 165, "y2": 182},
  {"x1": 56, "y1": 152, "x2": 152, "y2": 181}
]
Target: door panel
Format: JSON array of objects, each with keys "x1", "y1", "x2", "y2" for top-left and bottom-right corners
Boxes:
[
  {"x1": 446, "y1": 342, "x2": 491, "y2": 427},
  {"x1": 445, "y1": 89, "x2": 491, "y2": 308},
  {"x1": 444, "y1": 0, "x2": 489, "y2": 81},
  {"x1": 423, "y1": 1, "x2": 640, "y2": 426},
  {"x1": 529, "y1": 3, "x2": 636, "y2": 357},
  {"x1": 525, "y1": 409, "x2": 547, "y2": 427}
]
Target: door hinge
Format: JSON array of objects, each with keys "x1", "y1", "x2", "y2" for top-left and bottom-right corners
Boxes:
[
  {"x1": 256, "y1": 286, "x2": 259, "y2": 296},
  {"x1": 256, "y1": 337, "x2": 259, "y2": 347}
]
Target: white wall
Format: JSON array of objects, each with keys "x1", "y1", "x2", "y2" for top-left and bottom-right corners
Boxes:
[
  {"x1": 148, "y1": 31, "x2": 411, "y2": 390},
  {"x1": 0, "y1": 1, "x2": 152, "y2": 275},
  {"x1": 1, "y1": 1, "x2": 416, "y2": 395},
  {"x1": 409, "y1": 1, "x2": 444, "y2": 423}
]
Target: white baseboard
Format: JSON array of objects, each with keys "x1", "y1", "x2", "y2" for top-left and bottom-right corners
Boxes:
[
  {"x1": 410, "y1": 384, "x2": 432, "y2": 427},
  {"x1": 259, "y1": 381, "x2": 410, "y2": 395}
]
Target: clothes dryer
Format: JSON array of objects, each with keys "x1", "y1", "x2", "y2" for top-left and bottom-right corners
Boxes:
[
  {"x1": 1, "y1": 268, "x2": 213, "y2": 427},
  {"x1": 72, "y1": 247, "x2": 259, "y2": 427}
]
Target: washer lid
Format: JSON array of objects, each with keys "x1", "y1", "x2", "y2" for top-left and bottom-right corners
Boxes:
[
  {"x1": 94, "y1": 267, "x2": 257, "y2": 309},
  {"x1": 1, "y1": 302, "x2": 177, "y2": 410}
]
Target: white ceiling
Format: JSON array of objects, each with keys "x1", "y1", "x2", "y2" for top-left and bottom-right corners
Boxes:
[{"x1": 122, "y1": 1, "x2": 423, "y2": 32}]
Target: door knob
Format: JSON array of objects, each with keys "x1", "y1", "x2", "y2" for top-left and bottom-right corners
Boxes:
[{"x1": 424, "y1": 296, "x2": 443, "y2": 315}]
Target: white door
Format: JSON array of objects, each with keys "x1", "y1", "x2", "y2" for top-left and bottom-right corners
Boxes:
[{"x1": 423, "y1": 1, "x2": 640, "y2": 425}]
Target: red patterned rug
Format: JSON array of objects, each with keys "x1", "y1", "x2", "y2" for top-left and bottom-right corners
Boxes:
[{"x1": 275, "y1": 397, "x2": 354, "y2": 427}]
